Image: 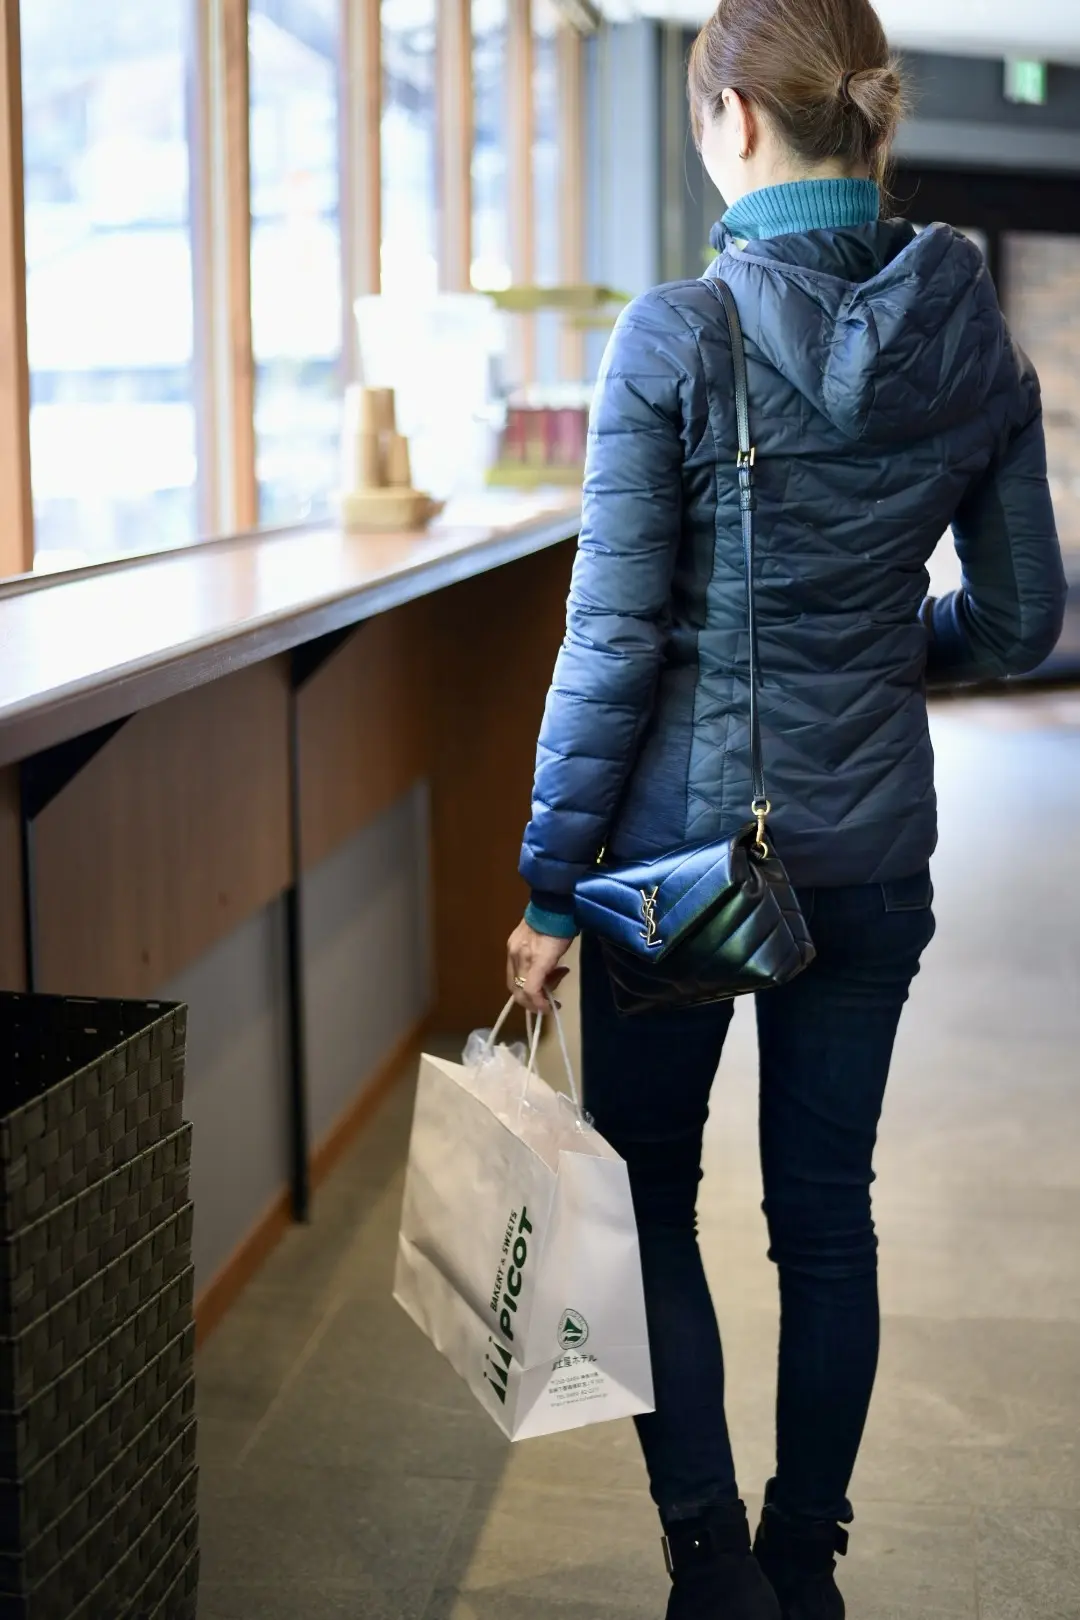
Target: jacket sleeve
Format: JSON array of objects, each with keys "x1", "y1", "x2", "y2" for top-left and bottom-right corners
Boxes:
[
  {"x1": 518, "y1": 290, "x2": 699, "y2": 899},
  {"x1": 922, "y1": 356, "x2": 1067, "y2": 683}
]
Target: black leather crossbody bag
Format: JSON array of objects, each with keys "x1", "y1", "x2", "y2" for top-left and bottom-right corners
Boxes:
[{"x1": 574, "y1": 277, "x2": 815, "y2": 1016}]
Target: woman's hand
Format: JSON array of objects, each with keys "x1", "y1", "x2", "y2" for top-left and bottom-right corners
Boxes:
[{"x1": 507, "y1": 920, "x2": 573, "y2": 1015}]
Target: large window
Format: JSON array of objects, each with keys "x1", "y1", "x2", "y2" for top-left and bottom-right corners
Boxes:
[
  {"x1": 249, "y1": 0, "x2": 344, "y2": 526},
  {"x1": 21, "y1": 0, "x2": 198, "y2": 568},
  {"x1": 381, "y1": 0, "x2": 437, "y2": 298},
  {"x1": 471, "y1": 0, "x2": 509, "y2": 292},
  {"x1": 6, "y1": 0, "x2": 586, "y2": 575}
]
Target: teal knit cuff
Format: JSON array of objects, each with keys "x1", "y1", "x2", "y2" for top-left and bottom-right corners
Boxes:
[{"x1": 524, "y1": 901, "x2": 580, "y2": 939}]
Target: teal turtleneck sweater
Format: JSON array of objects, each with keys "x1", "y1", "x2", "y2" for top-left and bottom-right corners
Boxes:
[
  {"x1": 722, "y1": 177, "x2": 880, "y2": 240},
  {"x1": 522, "y1": 176, "x2": 882, "y2": 942}
]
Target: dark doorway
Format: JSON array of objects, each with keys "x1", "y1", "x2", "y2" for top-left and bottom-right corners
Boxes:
[{"x1": 891, "y1": 163, "x2": 1080, "y2": 304}]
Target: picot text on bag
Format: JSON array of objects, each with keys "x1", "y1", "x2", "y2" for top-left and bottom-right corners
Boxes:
[{"x1": 483, "y1": 1206, "x2": 533, "y2": 1403}]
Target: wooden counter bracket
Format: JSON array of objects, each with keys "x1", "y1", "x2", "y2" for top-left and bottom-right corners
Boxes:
[
  {"x1": 286, "y1": 626, "x2": 357, "y2": 1223},
  {"x1": 19, "y1": 719, "x2": 130, "y2": 993}
]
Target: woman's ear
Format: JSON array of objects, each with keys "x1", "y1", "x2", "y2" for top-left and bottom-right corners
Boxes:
[{"x1": 721, "y1": 87, "x2": 756, "y2": 160}]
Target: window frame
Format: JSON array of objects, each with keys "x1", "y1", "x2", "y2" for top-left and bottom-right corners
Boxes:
[
  {"x1": 0, "y1": 0, "x2": 32, "y2": 576},
  {"x1": 193, "y1": 0, "x2": 258, "y2": 536},
  {"x1": 438, "y1": 0, "x2": 472, "y2": 292}
]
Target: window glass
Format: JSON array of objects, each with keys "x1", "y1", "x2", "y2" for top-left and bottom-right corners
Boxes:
[
  {"x1": 22, "y1": 0, "x2": 197, "y2": 569},
  {"x1": 472, "y1": 0, "x2": 509, "y2": 292},
  {"x1": 381, "y1": 0, "x2": 437, "y2": 298},
  {"x1": 250, "y1": 0, "x2": 343, "y2": 526},
  {"x1": 532, "y1": 0, "x2": 559, "y2": 284},
  {"x1": 532, "y1": 0, "x2": 560, "y2": 381}
]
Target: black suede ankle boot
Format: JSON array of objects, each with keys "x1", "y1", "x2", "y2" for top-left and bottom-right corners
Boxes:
[
  {"x1": 663, "y1": 1501, "x2": 782, "y2": 1620},
  {"x1": 751, "y1": 1486, "x2": 848, "y2": 1620}
]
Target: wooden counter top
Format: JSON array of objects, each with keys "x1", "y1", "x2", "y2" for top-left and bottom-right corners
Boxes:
[{"x1": 0, "y1": 493, "x2": 580, "y2": 766}]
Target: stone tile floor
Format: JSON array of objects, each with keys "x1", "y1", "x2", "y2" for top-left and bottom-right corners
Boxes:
[{"x1": 194, "y1": 696, "x2": 1080, "y2": 1618}]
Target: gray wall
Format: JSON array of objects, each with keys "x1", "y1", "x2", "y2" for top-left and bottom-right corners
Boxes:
[
  {"x1": 166, "y1": 897, "x2": 292, "y2": 1289},
  {"x1": 658, "y1": 26, "x2": 715, "y2": 283},
  {"x1": 588, "y1": 19, "x2": 661, "y2": 296},
  {"x1": 585, "y1": 18, "x2": 662, "y2": 376},
  {"x1": 902, "y1": 50, "x2": 1080, "y2": 132},
  {"x1": 164, "y1": 783, "x2": 432, "y2": 1288},
  {"x1": 896, "y1": 52, "x2": 1080, "y2": 169},
  {"x1": 303, "y1": 779, "x2": 432, "y2": 1149}
]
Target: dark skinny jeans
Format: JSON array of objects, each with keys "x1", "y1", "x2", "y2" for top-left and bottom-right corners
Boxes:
[{"x1": 580, "y1": 870, "x2": 936, "y2": 1527}]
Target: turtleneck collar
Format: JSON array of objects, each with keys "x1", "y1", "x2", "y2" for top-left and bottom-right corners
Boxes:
[{"x1": 720, "y1": 178, "x2": 880, "y2": 241}]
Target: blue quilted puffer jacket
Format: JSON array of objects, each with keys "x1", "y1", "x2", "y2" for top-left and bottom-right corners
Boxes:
[{"x1": 520, "y1": 219, "x2": 1066, "y2": 910}]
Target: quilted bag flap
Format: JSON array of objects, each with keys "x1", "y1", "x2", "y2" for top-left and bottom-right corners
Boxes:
[{"x1": 575, "y1": 826, "x2": 756, "y2": 963}]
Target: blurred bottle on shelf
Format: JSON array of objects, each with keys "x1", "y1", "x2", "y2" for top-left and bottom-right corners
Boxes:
[{"x1": 488, "y1": 383, "x2": 591, "y2": 487}]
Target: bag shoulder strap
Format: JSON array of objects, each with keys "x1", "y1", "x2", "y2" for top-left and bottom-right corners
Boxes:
[{"x1": 701, "y1": 276, "x2": 768, "y2": 832}]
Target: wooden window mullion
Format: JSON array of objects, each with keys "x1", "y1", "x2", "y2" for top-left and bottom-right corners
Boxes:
[{"x1": 0, "y1": 0, "x2": 33, "y2": 576}]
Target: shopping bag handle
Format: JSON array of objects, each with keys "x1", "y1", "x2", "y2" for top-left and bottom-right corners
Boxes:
[
  {"x1": 487, "y1": 996, "x2": 583, "y2": 1115},
  {"x1": 533, "y1": 999, "x2": 583, "y2": 1115},
  {"x1": 487, "y1": 997, "x2": 518, "y2": 1048}
]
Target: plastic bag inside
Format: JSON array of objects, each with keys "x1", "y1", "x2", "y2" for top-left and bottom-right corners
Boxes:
[{"x1": 461, "y1": 1012, "x2": 595, "y2": 1169}]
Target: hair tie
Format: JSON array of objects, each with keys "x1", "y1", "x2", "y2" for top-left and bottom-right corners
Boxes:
[{"x1": 839, "y1": 70, "x2": 856, "y2": 105}]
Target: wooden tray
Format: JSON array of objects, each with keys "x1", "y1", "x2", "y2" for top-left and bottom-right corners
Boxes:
[{"x1": 338, "y1": 489, "x2": 444, "y2": 532}]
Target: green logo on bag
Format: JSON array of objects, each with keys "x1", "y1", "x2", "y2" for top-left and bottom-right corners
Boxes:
[
  {"x1": 483, "y1": 1336, "x2": 512, "y2": 1404},
  {"x1": 487, "y1": 1206, "x2": 533, "y2": 1346},
  {"x1": 483, "y1": 1206, "x2": 535, "y2": 1406},
  {"x1": 557, "y1": 1309, "x2": 589, "y2": 1351}
]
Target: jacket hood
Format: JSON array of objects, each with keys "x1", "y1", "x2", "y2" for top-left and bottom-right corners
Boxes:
[{"x1": 711, "y1": 220, "x2": 1007, "y2": 445}]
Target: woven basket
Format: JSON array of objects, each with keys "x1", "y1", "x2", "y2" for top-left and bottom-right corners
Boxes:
[
  {"x1": 148, "y1": 1546, "x2": 200, "y2": 1620},
  {"x1": 0, "y1": 996, "x2": 186, "y2": 1237},
  {"x1": 0, "y1": 1203, "x2": 194, "y2": 1409},
  {"x1": 0, "y1": 1471, "x2": 198, "y2": 1619},
  {"x1": 70, "y1": 1483, "x2": 198, "y2": 1620},
  {"x1": 0, "y1": 994, "x2": 197, "y2": 1616},
  {"x1": 0, "y1": 1267, "x2": 194, "y2": 1479},
  {"x1": 0, "y1": 1345, "x2": 195, "y2": 1549},
  {"x1": 0, "y1": 1126, "x2": 191, "y2": 1336},
  {"x1": 0, "y1": 1418, "x2": 197, "y2": 1594}
]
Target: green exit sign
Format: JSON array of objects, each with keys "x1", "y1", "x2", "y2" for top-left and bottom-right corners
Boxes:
[{"x1": 1005, "y1": 59, "x2": 1048, "y2": 105}]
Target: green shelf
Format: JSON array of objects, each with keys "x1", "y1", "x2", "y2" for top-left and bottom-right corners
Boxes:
[
  {"x1": 486, "y1": 283, "x2": 629, "y2": 315},
  {"x1": 485, "y1": 465, "x2": 584, "y2": 489}
]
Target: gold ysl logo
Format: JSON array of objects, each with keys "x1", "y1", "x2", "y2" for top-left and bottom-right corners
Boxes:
[{"x1": 639, "y1": 887, "x2": 661, "y2": 949}]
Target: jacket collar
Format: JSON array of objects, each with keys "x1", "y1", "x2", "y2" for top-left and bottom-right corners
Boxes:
[{"x1": 710, "y1": 218, "x2": 918, "y2": 283}]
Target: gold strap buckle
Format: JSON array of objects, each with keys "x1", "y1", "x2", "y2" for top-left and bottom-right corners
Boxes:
[
  {"x1": 752, "y1": 798, "x2": 771, "y2": 858},
  {"x1": 736, "y1": 446, "x2": 756, "y2": 469}
]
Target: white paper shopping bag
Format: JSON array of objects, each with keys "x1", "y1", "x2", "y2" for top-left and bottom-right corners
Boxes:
[{"x1": 394, "y1": 1003, "x2": 654, "y2": 1440}]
